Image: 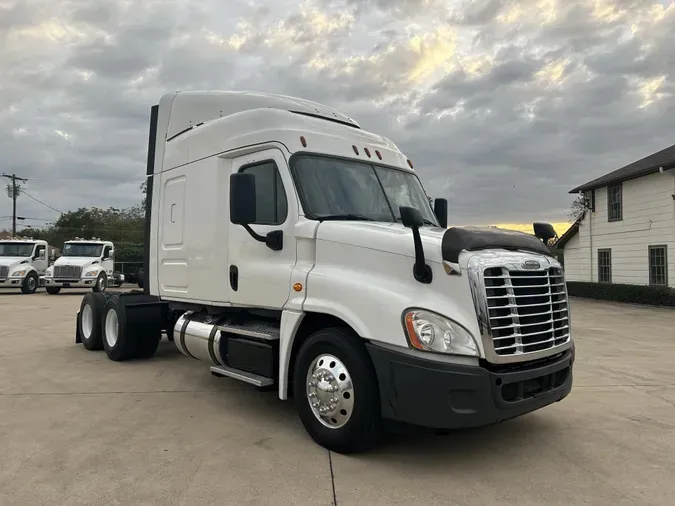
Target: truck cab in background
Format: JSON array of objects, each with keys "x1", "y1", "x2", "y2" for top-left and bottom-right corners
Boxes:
[
  {"x1": 44, "y1": 238, "x2": 123, "y2": 294},
  {"x1": 73, "y1": 91, "x2": 574, "y2": 454},
  {"x1": 0, "y1": 237, "x2": 50, "y2": 294}
]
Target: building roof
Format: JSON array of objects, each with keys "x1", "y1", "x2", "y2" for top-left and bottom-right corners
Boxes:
[
  {"x1": 569, "y1": 143, "x2": 675, "y2": 194},
  {"x1": 553, "y1": 216, "x2": 582, "y2": 249}
]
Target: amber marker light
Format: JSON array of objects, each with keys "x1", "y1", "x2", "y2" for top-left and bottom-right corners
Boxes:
[
  {"x1": 293, "y1": 283, "x2": 303, "y2": 292},
  {"x1": 404, "y1": 312, "x2": 425, "y2": 350}
]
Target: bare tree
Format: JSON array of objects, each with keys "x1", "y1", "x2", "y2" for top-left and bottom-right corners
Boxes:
[{"x1": 568, "y1": 193, "x2": 590, "y2": 222}]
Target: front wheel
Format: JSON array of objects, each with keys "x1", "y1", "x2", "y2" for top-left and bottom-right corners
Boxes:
[
  {"x1": 21, "y1": 272, "x2": 39, "y2": 294},
  {"x1": 93, "y1": 272, "x2": 107, "y2": 292},
  {"x1": 292, "y1": 327, "x2": 382, "y2": 454},
  {"x1": 46, "y1": 286, "x2": 61, "y2": 295}
]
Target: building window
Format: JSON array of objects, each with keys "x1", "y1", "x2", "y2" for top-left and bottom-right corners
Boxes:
[
  {"x1": 598, "y1": 249, "x2": 612, "y2": 283},
  {"x1": 607, "y1": 184, "x2": 622, "y2": 221},
  {"x1": 649, "y1": 245, "x2": 668, "y2": 286}
]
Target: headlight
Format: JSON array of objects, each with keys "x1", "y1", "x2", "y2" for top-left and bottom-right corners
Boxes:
[
  {"x1": 85, "y1": 270, "x2": 99, "y2": 277},
  {"x1": 45, "y1": 269, "x2": 53, "y2": 277},
  {"x1": 11, "y1": 270, "x2": 27, "y2": 277},
  {"x1": 403, "y1": 309, "x2": 479, "y2": 357}
]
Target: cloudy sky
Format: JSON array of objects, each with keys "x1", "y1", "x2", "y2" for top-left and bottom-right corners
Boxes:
[{"x1": 1, "y1": 0, "x2": 674, "y2": 234}]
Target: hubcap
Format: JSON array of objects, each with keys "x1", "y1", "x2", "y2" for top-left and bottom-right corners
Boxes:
[
  {"x1": 104, "y1": 309, "x2": 119, "y2": 348},
  {"x1": 27, "y1": 277, "x2": 36, "y2": 291},
  {"x1": 306, "y1": 354, "x2": 354, "y2": 429},
  {"x1": 99, "y1": 276, "x2": 105, "y2": 289},
  {"x1": 81, "y1": 304, "x2": 93, "y2": 339}
]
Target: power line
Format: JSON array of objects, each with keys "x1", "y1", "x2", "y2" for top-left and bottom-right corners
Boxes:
[{"x1": 18, "y1": 189, "x2": 64, "y2": 214}]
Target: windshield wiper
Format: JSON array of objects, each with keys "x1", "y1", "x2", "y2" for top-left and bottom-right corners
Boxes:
[
  {"x1": 315, "y1": 214, "x2": 376, "y2": 222},
  {"x1": 396, "y1": 217, "x2": 437, "y2": 227}
]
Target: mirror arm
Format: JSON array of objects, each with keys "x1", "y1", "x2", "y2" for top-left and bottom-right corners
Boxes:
[
  {"x1": 242, "y1": 225, "x2": 283, "y2": 252},
  {"x1": 411, "y1": 227, "x2": 433, "y2": 284}
]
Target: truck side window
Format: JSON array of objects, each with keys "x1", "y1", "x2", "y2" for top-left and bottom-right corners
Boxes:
[
  {"x1": 103, "y1": 246, "x2": 112, "y2": 259},
  {"x1": 240, "y1": 161, "x2": 288, "y2": 225},
  {"x1": 35, "y1": 245, "x2": 45, "y2": 259}
]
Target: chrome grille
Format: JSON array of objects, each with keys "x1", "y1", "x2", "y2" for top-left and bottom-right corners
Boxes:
[
  {"x1": 483, "y1": 266, "x2": 569, "y2": 356},
  {"x1": 54, "y1": 265, "x2": 82, "y2": 279},
  {"x1": 0, "y1": 266, "x2": 7, "y2": 279}
]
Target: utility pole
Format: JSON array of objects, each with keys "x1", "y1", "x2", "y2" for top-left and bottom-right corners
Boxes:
[{"x1": 2, "y1": 173, "x2": 28, "y2": 237}]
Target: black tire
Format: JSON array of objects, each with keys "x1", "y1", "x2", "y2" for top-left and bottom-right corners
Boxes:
[
  {"x1": 101, "y1": 293, "x2": 161, "y2": 361},
  {"x1": 21, "y1": 272, "x2": 39, "y2": 294},
  {"x1": 93, "y1": 272, "x2": 107, "y2": 292},
  {"x1": 101, "y1": 293, "x2": 135, "y2": 361},
  {"x1": 46, "y1": 286, "x2": 61, "y2": 295},
  {"x1": 79, "y1": 292, "x2": 107, "y2": 351},
  {"x1": 292, "y1": 326, "x2": 382, "y2": 454}
]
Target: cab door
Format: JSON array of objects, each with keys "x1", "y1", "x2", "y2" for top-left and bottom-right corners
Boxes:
[
  {"x1": 227, "y1": 148, "x2": 298, "y2": 309},
  {"x1": 33, "y1": 245, "x2": 48, "y2": 275}
]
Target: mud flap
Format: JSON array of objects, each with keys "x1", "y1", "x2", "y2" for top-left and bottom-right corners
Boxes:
[{"x1": 75, "y1": 310, "x2": 82, "y2": 344}]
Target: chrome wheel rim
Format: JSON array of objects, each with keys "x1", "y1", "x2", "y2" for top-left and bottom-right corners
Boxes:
[
  {"x1": 306, "y1": 354, "x2": 355, "y2": 429},
  {"x1": 27, "y1": 277, "x2": 36, "y2": 291},
  {"x1": 81, "y1": 304, "x2": 93, "y2": 339},
  {"x1": 98, "y1": 276, "x2": 105, "y2": 290},
  {"x1": 105, "y1": 309, "x2": 119, "y2": 348}
]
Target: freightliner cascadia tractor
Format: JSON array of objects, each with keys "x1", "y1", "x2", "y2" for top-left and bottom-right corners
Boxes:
[{"x1": 73, "y1": 91, "x2": 574, "y2": 453}]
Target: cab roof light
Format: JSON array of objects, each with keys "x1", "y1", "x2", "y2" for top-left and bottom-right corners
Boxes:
[
  {"x1": 375, "y1": 150, "x2": 382, "y2": 160},
  {"x1": 364, "y1": 147, "x2": 371, "y2": 158},
  {"x1": 407, "y1": 159, "x2": 413, "y2": 169},
  {"x1": 300, "y1": 136, "x2": 307, "y2": 147},
  {"x1": 352, "y1": 145, "x2": 359, "y2": 155}
]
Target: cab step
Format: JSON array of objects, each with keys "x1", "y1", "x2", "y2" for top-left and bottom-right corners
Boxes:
[
  {"x1": 217, "y1": 321, "x2": 280, "y2": 341},
  {"x1": 210, "y1": 365, "x2": 275, "y2": 388}
]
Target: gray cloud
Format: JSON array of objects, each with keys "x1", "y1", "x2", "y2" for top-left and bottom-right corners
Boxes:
[{"x1": 1, "y1": 0, "x2": 674, "y2": 232}]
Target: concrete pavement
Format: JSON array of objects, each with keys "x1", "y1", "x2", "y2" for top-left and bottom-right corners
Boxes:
[{"x1": 0, "y1": 289, "x2": 674, "y2": 505}]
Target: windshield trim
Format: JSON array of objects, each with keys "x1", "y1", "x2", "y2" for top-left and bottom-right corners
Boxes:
[{"x1": 288, "y1": 152, "x2": 439, "y2": 226}]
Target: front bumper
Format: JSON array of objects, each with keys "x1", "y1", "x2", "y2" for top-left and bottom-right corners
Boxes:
[
  {"x1": 0, "y1": 277, "x2": 26, "y2": 288},
  {"x1": 44, "y1": 278, "x2": 96, "y2": 288},
  {"x1": 366, "y1": 343, "x2": 574, "y2": 430}
]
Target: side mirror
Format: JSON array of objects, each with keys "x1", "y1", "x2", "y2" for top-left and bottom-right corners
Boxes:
[
  {"x1": 230, "y1": 172, "x2": 257, "y2": 225},
  {"x1": 399, "y1": 206, "x2": 432, "y2": 284},
  {"x1": 433, "y1": 198, "x2": 448, "y2": 228},
  {"x1": 533, "y1": 222, "x2": 557, "y2": 244},
  {"x1": 38, "y1": 250, "x2": 46, "y2": 260},
  {"x1": 400, "y1": 206, "x2": 424, "y2": 229}
]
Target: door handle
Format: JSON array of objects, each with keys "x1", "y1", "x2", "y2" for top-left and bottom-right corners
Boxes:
[{"x1": 229, "y1": 265, "x2": 238, "y2": 291}]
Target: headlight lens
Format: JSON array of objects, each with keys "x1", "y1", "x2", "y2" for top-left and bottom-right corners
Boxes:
[
  {"x1": 85, "y1": 270, "x2": 99, "y2": 277},
  {"x1": 11, "y1": 270, "x2": 27, "y2": 277},
  {"x1": 403, "y1": 309, "x2": 479, "y2": 357}
]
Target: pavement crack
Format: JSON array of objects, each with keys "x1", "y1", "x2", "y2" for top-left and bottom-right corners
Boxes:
[{"x1": 328, "y1": 450, "x2": 337, "y2": 506}]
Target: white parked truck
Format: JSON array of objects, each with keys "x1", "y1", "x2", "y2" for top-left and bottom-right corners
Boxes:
[
  {"x1": 0, "y1": 237, "x2": 50, "y2": 294},
  {"x1": 73, "y1": 91, "x2": 575, "y2": 453},
  {"x1": 44, "y1": 238, "x2": 123, "y2": 294}
]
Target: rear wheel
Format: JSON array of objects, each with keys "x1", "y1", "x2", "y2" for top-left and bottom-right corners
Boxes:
[
  {"x1": 292, "y1": 327, "x2": 382, "y2": 454},
  {"x1": 102, "y1": 294, "x2": 134, "y2": 361},
  {"x1": 79, "y1": 293, "x2": 107, "y2": 350},
  {"x1": 21, "y1": 272, "x2": 39, "y2": 294},
  {"x1": 46, "y1": 286, "x2": 61, "y2": 295},
  {"x1": 101, "y1": 293, "x2": 161, "y2": 361}
]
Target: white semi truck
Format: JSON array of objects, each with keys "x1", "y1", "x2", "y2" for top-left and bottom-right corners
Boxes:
[
  {"x1": 73, "y1": 91, "x2": 575, "y2": 453},
  {"x1": 44, "y1": 238, "x2": 123, "y2": 294},
  {"x1": 0, "y1": 237, "x2": 50, "y2": 294}
]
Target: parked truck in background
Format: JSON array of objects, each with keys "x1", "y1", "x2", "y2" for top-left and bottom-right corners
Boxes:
[
  {"x1": 44, "y1": 238, "x2": 124, "y2": 294},
  {"x1": 0, "y1": 236, "x2": 51, "y2": 294},
  {"x1": 73, "y1": 91, "x2": 575, "y2": 453}
]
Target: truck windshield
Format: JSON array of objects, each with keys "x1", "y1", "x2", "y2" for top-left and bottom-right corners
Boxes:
[
  {"x1": 291, "y1": 154, "x2": 439, "y2": 225},
  {"x1": 0, "y1": 243, "x2": 35, "y2": 257},
  {"x1": 62, "y1": 243, "x2": 103, "y2": 257}
]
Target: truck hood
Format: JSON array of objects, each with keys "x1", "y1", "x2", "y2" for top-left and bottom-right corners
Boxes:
[
  {"x1": 0, "y1": 257, "x2": 30, "y2": 268},
  {"x1": 53, "y1": 257, "x2": 100, "y2": 268},
  {"x1": 315, "y1": 222, "x2": 447, "y2": 264},
  {"x1": 315, "y1": 221, "x2": 553, "y2": 266}
]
